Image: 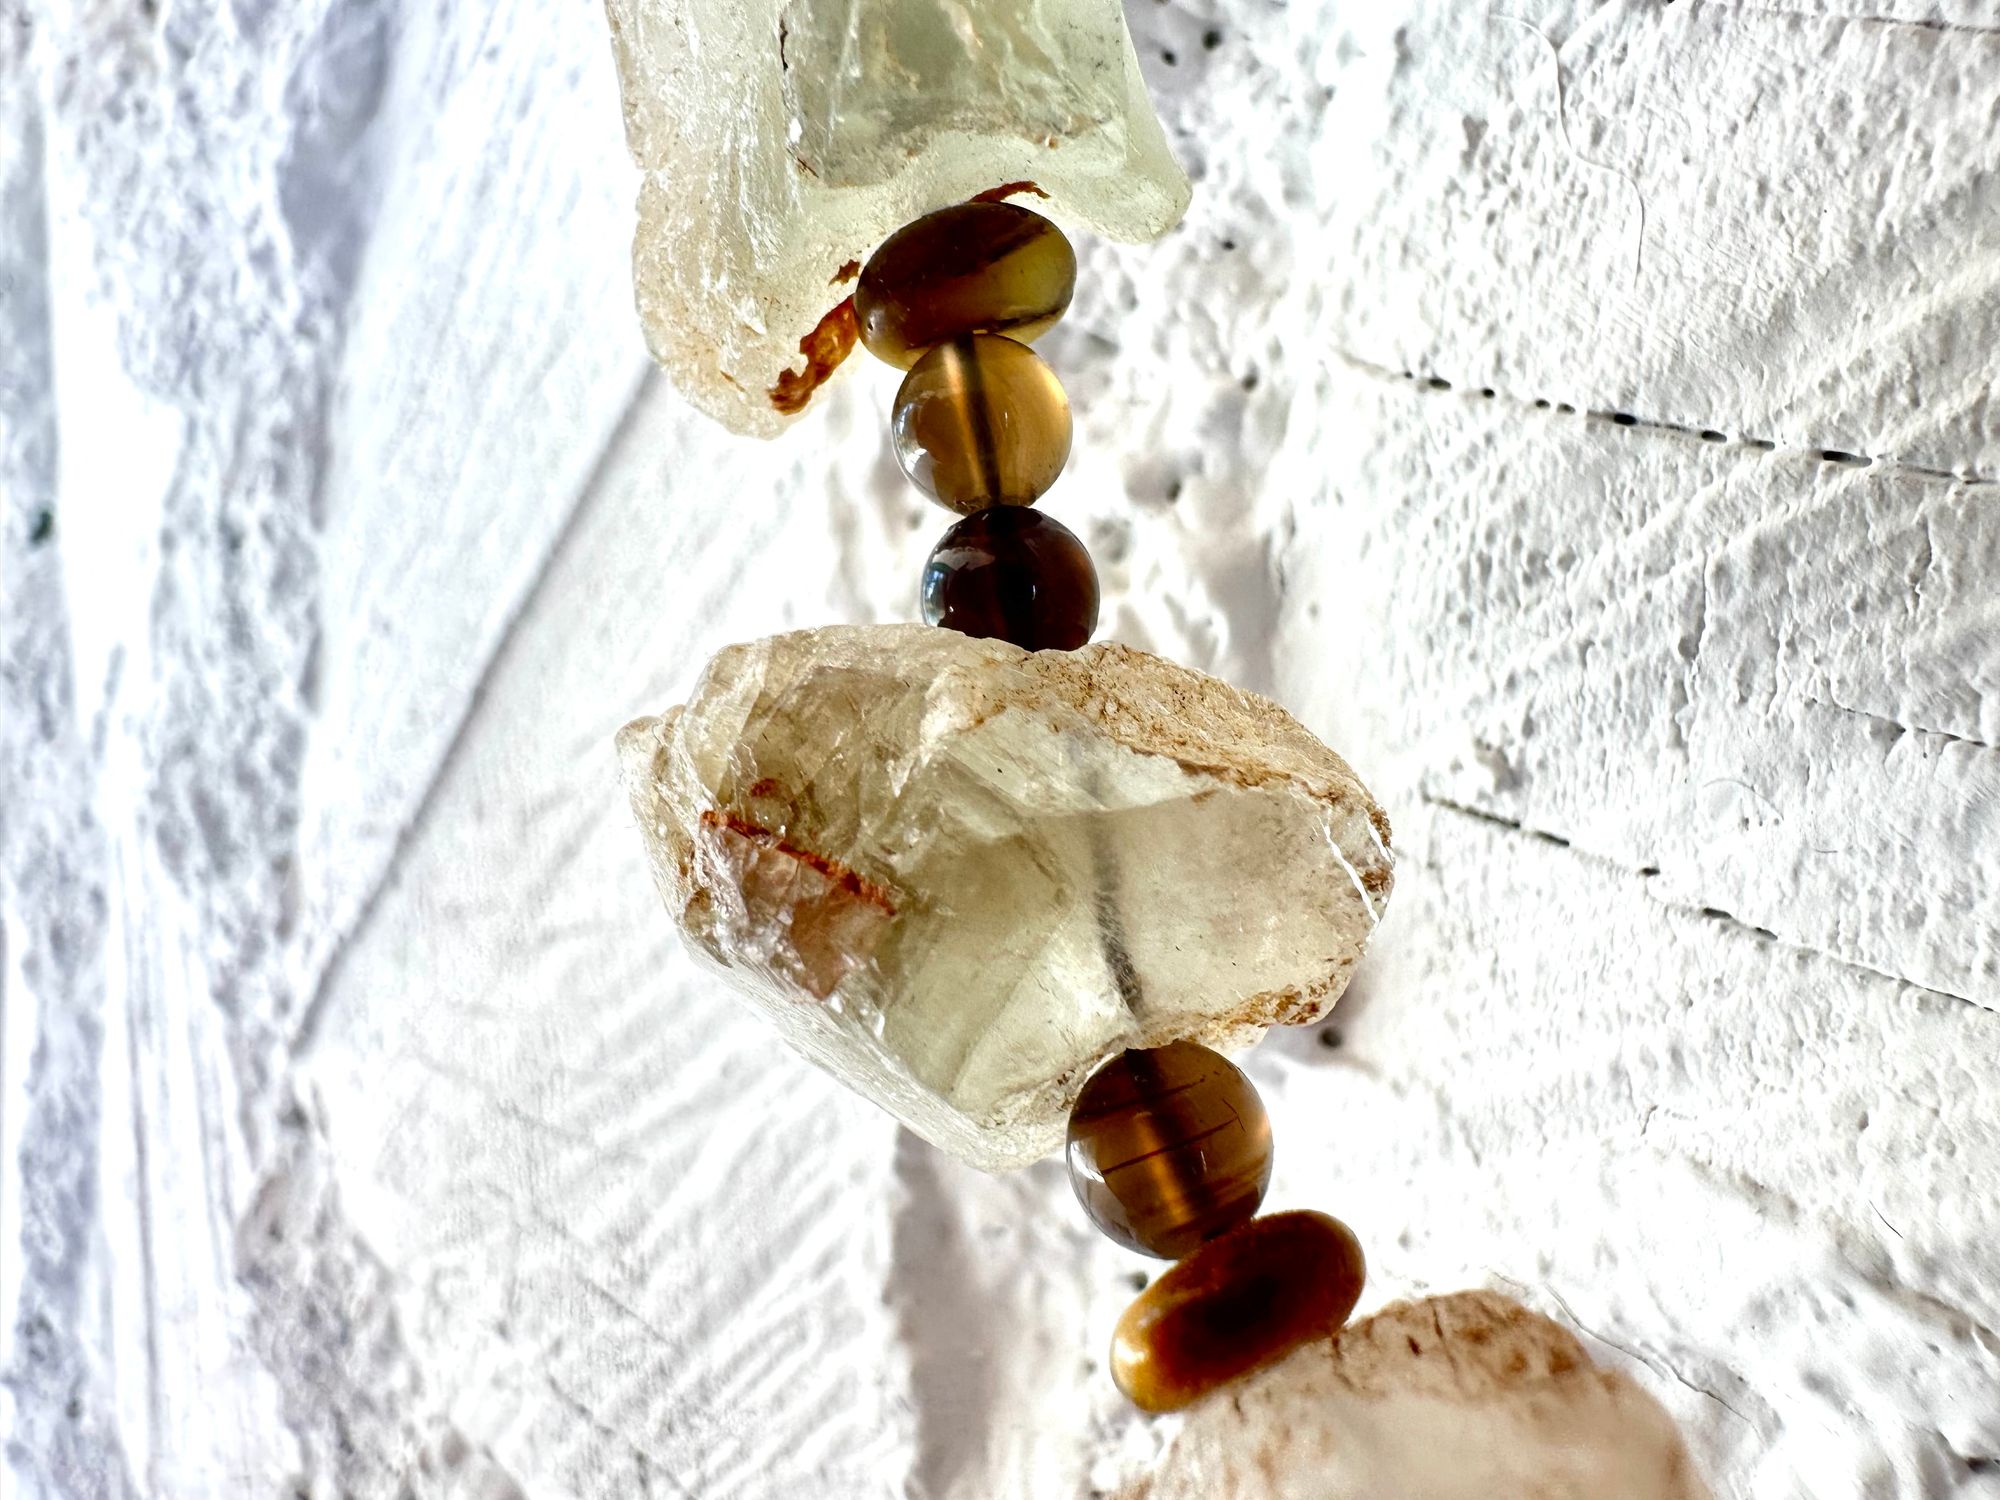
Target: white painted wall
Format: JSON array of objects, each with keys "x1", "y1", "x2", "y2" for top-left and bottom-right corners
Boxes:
[{"x1": 3, "y1": 1, "x2": 1995, "y2": 1497}]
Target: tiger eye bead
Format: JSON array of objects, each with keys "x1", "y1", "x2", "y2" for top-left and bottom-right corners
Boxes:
[
  {"x1": 1066, "y1": 1042, "x2": 1273, "y2": 1259},
  {"x1": 920, "y1": 507, "x2": 1098, "y2": 651},
  {"x1": 856, "y1": 201, "x2": 1077, "y2": 368},
  {"x1": 1110, "y1": 1211, "x2": 1367, "y2": 1413},
  {"x1": 892, "y1": 335, "x2": 1072, "y2": 513}
]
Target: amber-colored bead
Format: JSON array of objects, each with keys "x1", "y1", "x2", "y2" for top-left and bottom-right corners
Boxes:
[
  {"x1": 1110, "y1": 1211, "x2": 1367, "y2": 1413},
  {"x1": 1066, "y1": 1042, "x2": 1273, "y2": 1259},
  {"x1": 855, "y1": 201, "x2": 1077, "y2": 368},
  {"x1": 920, "y1": 507, "x2": 1098, "y2": 651},
  {"x1": 892, "y1": 334, "x2": 1072, "y2": 514}
]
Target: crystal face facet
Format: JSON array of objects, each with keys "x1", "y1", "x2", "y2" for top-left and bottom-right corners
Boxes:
[
  {"x1": 1067, "y1": 1042, "x2": 1272, "y2": 1258},
  {"x1": 783, "y1": 8, "x2": 1123, "y2": 192},
  {"x1": 858, "y1": 203, "x2": 1077, "y2": 368},
  {"x1": 603, "y1": 0, "x2": 1189, "y2": 435},
  {"x1": 893, "y1": 335, "x2": 1073, "y2": 512},
  {"x1": 616, "y1": 625, "x2": 1393, "y2": 1170}
]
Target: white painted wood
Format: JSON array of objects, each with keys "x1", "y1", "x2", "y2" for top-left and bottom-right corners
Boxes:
[{"x1": 5, "y1": 0, "x2": 1997, "y2": 1497}]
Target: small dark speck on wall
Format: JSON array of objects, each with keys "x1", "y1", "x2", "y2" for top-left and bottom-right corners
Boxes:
[
  {"x1": 1161, "y1": 47, "x2": 1177, "y2": 64},
  {"x1": 29, "y1": 508, "x2": 53, "y2": 545},
  {"x1": 1204, "y1": 28, "x2": 1223, "y2": 48}
]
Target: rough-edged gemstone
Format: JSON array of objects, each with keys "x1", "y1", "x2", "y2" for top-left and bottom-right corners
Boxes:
[
  {"x1": 1122, "y1": 1292, "x2": 1714, "y2": 1499},
  {"x1": 616, "y1": 624, "x2": 1393, "y2": 1171},
  {"x1": 603, "y1": 0, "x2": 1190, "y2": 435}
]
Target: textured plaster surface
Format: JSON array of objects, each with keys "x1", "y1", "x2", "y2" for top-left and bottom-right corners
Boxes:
[{"x1": 3, "y1": 1, "x2": 1997, "y2": 1497}]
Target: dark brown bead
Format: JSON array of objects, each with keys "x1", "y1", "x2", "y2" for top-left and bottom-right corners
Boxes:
[
  {"x1": 920, "y1": 507, "x2": 1098, "y2": 651},
  {"x1": 1066, "y1": 1042, "x2": 1272, "y2": 1259},
  {"x1": 892, "y1": 334, "x2": 1072, "y2": 514},
  {"x1": 856, "y1": 202, "x2": 1077, "y2": 368},
  {"x1": 1110, "y1": 1211, "x2": 1367, "y2": 1413}
]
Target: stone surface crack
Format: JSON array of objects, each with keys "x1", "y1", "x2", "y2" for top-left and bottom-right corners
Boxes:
[
  {"x1": 1488, "y1": 10, "x2": 1647, "y2": 285},
  {"x1": 1533, "y1": 1282, "x2": 1759, "y2": 1432}
]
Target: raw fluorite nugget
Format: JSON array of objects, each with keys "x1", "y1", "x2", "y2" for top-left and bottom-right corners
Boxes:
[
  {"x1": 1123, "y1": 1293, "x2": 1714, "y2": 1500},
  {"x1": 616, "y1": 625, "x2": 1392, "y2": 1170},
  {"x1": 603, "y1": 0, "x2": 1189, "y2": 435}
]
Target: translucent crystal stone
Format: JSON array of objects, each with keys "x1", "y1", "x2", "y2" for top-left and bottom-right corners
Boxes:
[
  {"x1": 1125, "y1": 1293, "x2": 1714, "y2": 1500},
  {"x1": 603, "y1": 0, "x2": 1190, "y2": 435},
  {"x1": 616, "y1": 625, "x2": 1393, "y2": 1171}
]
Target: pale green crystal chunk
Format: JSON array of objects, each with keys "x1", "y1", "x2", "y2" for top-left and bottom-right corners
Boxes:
[
  {"x1": 781, "y1": 1, "x2": 1131, "y2": 190},
  {"x1": 617, "y1": 625, "x2": 1392, "y2": 1170},
  {"x1": 1126, "y1": 1293, "x2": 1713, "y2": 1500},
  {"x1": 602, "y1": 0, "x2": 1190, "y2": 435}
]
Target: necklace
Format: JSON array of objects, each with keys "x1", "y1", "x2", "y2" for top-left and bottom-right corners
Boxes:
[
  {"x1": 605, "y1": 3, "x2": 1713, "y2": 1488},
  {"x1": 619, "y1": 192, "x2": 1385, "y2": 1413}
]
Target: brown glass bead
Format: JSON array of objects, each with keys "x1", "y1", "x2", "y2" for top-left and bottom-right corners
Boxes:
[
  {"x1": 1109, "y1": 1211, "x2": 1367, "y2": 1414},
  {"x1": 855, "y1": 201, "x2": 1077, "y2": 368},
  {"x1": 920, "y1": 507, "x2": 1098, "y2": 651},
  {"x1": 1066, "y1": 1042, "x2": 1273, "y2": 1259},
  {"x1": 892, "y1": 334, "x2": 1072, "y2": 514}
]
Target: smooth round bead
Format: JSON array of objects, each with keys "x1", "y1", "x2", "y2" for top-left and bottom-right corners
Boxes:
[
  {"x1": 920, "y1": 507, "x2": 1098, "y2": 651},
  {"x1": 1109, "y1": 1211, "x2": 1367, "y2": 1414},
  {"x1": 856, "y1": 201, "x2": 1077, "y2": 368},
  {"x1": 892, "y1": 334, "x2": 1072, "y2": 514},
  {"x1": 1066, "y1": 1042, "x2": 1273, "y2": 1259}
]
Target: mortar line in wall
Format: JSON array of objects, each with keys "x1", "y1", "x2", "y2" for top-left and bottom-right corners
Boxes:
[
  {"x1": 1692, "y1": 0, "x2": 2000, "y2": 42},
  {"x1": 1417, "y1": 790, "x2": 1986, "y2": 1012},
  {"x1": 290, "y1": 361, "x2": 661, "y2": 1056},
  {"x1": 1335, "y1": 351, "x2": 2000, "y2": 491},
  {"x1": 1800, "y1": 693, "x2": 2000, "y2": 757}
]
